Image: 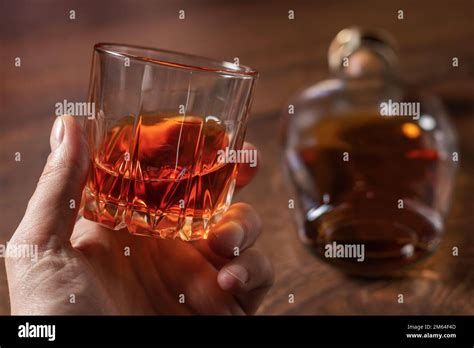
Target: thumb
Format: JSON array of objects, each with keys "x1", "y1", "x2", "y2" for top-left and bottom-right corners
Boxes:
[{"x1": 13, "y1": 115, "x2": 89, "y2": 247}]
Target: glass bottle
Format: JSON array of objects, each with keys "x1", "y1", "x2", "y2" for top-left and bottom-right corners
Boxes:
[{"x1": 282, "y1": 28, "x2": 458, "y2": 277}]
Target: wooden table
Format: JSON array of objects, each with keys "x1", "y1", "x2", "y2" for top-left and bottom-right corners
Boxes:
[{"x1": 1, "y1": 0, "x2": 473, "y2": 314}]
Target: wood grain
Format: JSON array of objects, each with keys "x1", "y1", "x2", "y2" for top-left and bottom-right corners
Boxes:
[{"x1": 1, "y1": 0, "x2": 473, "y2": 315}]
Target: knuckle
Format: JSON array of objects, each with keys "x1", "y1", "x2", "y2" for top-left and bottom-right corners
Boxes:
[
  {"x1": 39, "y1": 150, "x2": 86, "y2": 187},
  {"x1": 230, "y1": 203, "x2": 262, "y2": 237},
  {"x1": 264, "y1": 256, "x2": 275, "y2": 287},
  {"x1": 247, "y1": 249, "x2": 274, "y2": 287},
  {"x1": 232, "y1": 202, "x2": 253, "y2": 214}
]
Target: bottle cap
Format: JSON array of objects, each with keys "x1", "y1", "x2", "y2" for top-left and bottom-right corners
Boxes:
[{"x1": 328, "y1": 27, "x2": 398, "y2": 78}]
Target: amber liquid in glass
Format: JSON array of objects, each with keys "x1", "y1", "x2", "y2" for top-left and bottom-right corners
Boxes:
[
  {"x1": 291, "y1": 111, "x2": 444, "y2": 276},
  {"x1": 82, "y1": 115, "x2": 237, "y2": 241}
]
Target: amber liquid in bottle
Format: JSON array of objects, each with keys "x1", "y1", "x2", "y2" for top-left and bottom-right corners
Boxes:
[
  {"x1": 291, "y1": 111, "x2": 445, "y2": 276},
  {"x1": 82, "y1": 115, "x2": 237, "y2": 241}
]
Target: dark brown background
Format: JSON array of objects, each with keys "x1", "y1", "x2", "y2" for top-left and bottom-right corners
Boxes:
[{"x1": 1, "y1": 0, "x2": 473, "y2": 314}]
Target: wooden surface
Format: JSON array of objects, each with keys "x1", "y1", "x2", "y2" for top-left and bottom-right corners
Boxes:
[{"x1": 1, "y1": 0, "x2": 473, "y2": 315}]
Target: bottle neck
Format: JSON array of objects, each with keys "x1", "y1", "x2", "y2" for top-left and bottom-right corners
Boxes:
[{"x1": 328, "y1": 27, "x2": 399, "y2": 81}]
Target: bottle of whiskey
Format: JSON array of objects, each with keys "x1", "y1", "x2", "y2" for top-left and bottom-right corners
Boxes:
[{"x1": 282, "y1": 28, "x2": 458, "y2": 277}]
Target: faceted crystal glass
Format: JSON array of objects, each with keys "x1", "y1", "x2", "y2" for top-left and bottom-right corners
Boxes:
[{"x1": 81, "y1": 43, "x2": 258, "y2": 241}]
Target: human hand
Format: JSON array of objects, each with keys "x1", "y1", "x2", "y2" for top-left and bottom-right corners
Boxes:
[{"x1": 6, "y1": 115, "x2": 273, "y2": 315}]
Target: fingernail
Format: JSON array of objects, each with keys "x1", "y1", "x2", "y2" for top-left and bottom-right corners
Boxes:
[
  {"x1": 51, "y1": 116, "x2": 65, "y2": 151},
  {"x1": 209, "y1": 221, "x2": 245, "y2": 254},
  {"x1": 222, "y1": 265, "x2": 248, "y2": 288}
]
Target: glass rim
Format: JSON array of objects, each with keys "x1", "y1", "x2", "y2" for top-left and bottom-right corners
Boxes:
[{"x1": 94, "y1": 43, "x2": 258, "y2": 79}]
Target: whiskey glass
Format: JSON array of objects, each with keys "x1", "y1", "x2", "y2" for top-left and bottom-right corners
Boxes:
[{"x1": 81, "y1": 43, "x2": 258, "y2": 241}]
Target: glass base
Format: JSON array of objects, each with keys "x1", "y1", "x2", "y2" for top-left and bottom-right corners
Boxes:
[{"x1": 81, "y1": 187, "x2": 229, "y2": 241}]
